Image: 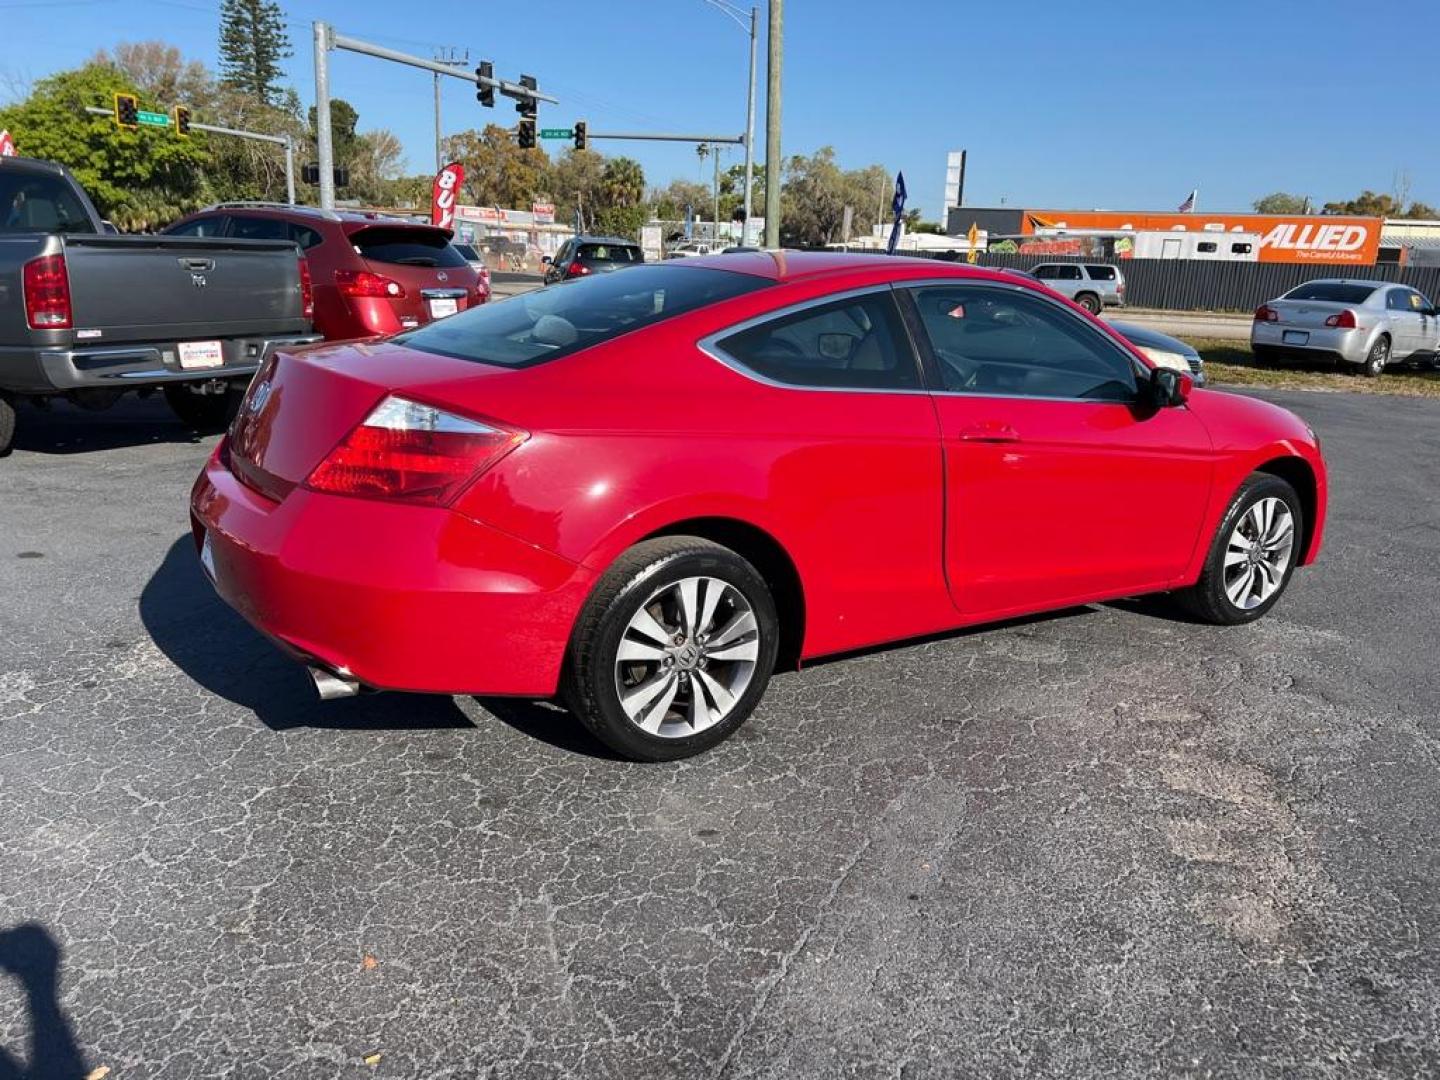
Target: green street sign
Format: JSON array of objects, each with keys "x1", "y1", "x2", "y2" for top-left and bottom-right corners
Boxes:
[
  {"x1": 540, "y1": 127, "x2": 573, "y2": 139},
  {"x1": 136, "y1": 110, "x2": 171, "y2": 128}
]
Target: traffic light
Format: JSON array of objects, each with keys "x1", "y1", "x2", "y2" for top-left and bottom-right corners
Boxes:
[
  {"x1": 113, "y1": 93, "x2": 139, "y2": 129},
  {"x1": 174, "y1": 105, "x2": 191, "y2": 138},
  {"x1": 475, "y1": 60, "x2": 494, "y2": 108},
  {"x1": 514, "y1": 73, "x2": 537, "y2": 114},
  {"x1": 517, "y1": 118, "x2": 535, "y2": 150},
  {"x1": 573, "y1": 121, "x2": 587, "y2": 151}
]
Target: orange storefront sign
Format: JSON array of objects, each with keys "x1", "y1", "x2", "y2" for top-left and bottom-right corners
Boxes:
[{"x1": 1023, "y1": 210, "x2": 1383, "y2": 265}]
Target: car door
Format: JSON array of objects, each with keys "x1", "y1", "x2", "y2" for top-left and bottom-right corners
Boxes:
[
  {"x1": 547, "y1": 240, "x2": 572, "y2": 283},
  {"x1": 1383, "y1": 288, "x2": 1418, "y2": 357},
  {"x1": 901, "y1": 281, "x2": 1215, "y2": 618},
  {"x1": 1414, "y1": 289, "x2": 1440, "y2": 357}
]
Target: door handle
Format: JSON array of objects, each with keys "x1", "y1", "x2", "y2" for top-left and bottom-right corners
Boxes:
[{"x1": 957, "y1": 424, "x2": 1020, "y2": 444}]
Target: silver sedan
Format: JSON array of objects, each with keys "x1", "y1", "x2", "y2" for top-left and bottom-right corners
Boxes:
[{"x1": 1251, "y1": 279, "x2": 1439, "y2": 377}]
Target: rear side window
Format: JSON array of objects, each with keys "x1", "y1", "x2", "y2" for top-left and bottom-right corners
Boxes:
[
  {"x1": 453, "y1": 243, "x2": 479, "y2": 260},
  {"x1": 167, "y1": 216, "x2": 229, "y2": 238},
  {"x1": 292, "y1": 224, "x2": 324, "y2": 249},
  {"x1": 1196, "y1": 242, "x2": 1218, "y2": 253},
  {"x1": 1284, "y1": 282, "x2": 1378, "y2": 303},
  {"x1": 1084, "y1": 265, "x2": 1117, "y2": 279},
  {"x1": 229, "y1": 215, "x2": 290, "y2": 241},
  {"x1": 351, "y1": 227, "x2": 467, "y2": 268},
  {"x1": 1052, "y1": 265, "x2": 1082, "y2": 280},
  {"x1": 579, "y1": 243, "x2": 642, "y2": 263},
  {"x1": 1231, "y1": 242, "x2": 1252, "y2": 254},
  {"x1": 395, "y1": 264, "x2": 768, "y2": 368},
  {"x1": 714, "y1": 291, "x2": 919, "y2": 391},
  {"x1": 0, "y1": 172, "x2": 94, "y2": 233}
]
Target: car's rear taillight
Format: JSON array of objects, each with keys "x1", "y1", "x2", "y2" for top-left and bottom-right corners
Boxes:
[
  {"x1": 1325, "y1": 309, "x2": 1357, "y2": 329},
  {"x1": 305, "y1": 396, "x2": 526, "y2": 505},
  {"x1": 1254, "y1": 304, "x2": 1278, "y2": 322},
  {"x1": 335, "y1": 269, "x2": 406, "y2": 298},
  {"x1": 23, "y1": 253, "x2": 72, "y2": 329},
  {"x1": 567, "y1": 262, "x2": 589, "y2": 277},
  {"x1": 298, "y1": 257, "x2": 314, "y2": 321}
]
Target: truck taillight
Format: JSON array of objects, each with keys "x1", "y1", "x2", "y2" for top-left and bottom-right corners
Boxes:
[
  {"x1": 1254, "y1": 304, "x2": 1278, "y2": 323},
  {"x1": 298, "y1": 257, "x2": 314, "y2": 321},
  {"x1": 1325, "y1": 309, "x2": 1357, "y2": 329},
  {"x1": 335, "y1": 269, "x2": 405, "y2": 298},
  {"x1": 305, "y1": 396, "x2": 526, "y2": 505},
  {"x1": 23, "y1": 253, "x2": 72, "y2": 329}
]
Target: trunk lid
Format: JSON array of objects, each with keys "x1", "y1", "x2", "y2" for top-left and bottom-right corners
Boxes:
[
  {"x1": 225, "y1": 338, "x2": 517, "y2": 501},
  {"x1": 347, "y1": 224, "x2": 478, "y2": 329},
  {"x1": 1265, "y1": 300, "x2": 1362, "y2": 328}
]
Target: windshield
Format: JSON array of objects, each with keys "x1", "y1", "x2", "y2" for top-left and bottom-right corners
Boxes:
[
  {"x1": 350, "y1": 227, "x2": 467, "y2": 268},
  {"x1": 1284, "y1": 282, "x2": 1378, "y2": 304},
  {"x1": 394, "y1": 264, "x2": 769, "y2": 368},
  {"x1": 0, "y1": 172, "x2": 94, "y2": 234}
]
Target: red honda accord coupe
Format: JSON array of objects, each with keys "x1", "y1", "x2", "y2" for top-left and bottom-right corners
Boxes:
[{"x1": 191, "y1": 253, "x2": 1327, "y2": 760}]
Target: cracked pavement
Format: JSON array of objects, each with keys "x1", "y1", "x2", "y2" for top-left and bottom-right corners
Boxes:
[{"x1": 1, "y1": 388, "x2": 1438, "y2": 1078}]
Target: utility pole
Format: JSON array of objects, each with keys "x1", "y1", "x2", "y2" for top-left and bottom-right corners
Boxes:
[
  {"x1": 713, "y1": 144, "x2": 721, "y2": 241},
  {"x1": 313, "y1": 22, "x2": 335, "y2": 210},
  {"x1": 433, "y1": 48, "x2": 469, "y2": 173},
  {"x1": 743, "y1": 6, "x2": 757, "y2": 244},
  {"x1": 763, "y1": 0, "x2": 782, "y2": 248}
]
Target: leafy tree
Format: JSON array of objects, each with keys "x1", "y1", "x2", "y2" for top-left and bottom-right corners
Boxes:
[
  {"x1": 779, "y1": 149, "x2": 891, "y2": 246},
  {"x1": 650, "y1": 178, "x2": 711, "y2": 222},
  {"x1": 442, "y1": 124, "x2": 548, "y2": 209},
  {"x1": 218, "y1": 0, "x2": 292, "y2": 105},
  {"x1": 543, "y1": 146, "x2": 607, "y2": 225},
  {"x1": 308, "y1": 98, "x2": 359, "y2": 165},
  {"x1": 598, "y1": 157, "x2": 645, "y2": 211},
  {"x1": 1320, "y1": 190, "x2": 1438, "y2": 219},
  {"x1": 1252, "y1": 192, "x2": 1310, "y2": 214},
  {"x1": 0, "y1": 63, "x2": 211, "y2": 229},
  {"x1": 92, "y1": 42, "x2": 211, "y2": 108}
]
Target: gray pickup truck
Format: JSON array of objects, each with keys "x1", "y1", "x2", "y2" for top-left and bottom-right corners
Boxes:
[{"x1": 0, "y1": 157, "x2": 320, "y2": 454}]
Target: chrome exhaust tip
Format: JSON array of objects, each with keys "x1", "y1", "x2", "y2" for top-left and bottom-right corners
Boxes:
[{"x1": 308, "y1": 665, "x2": 361, "y2": 700}]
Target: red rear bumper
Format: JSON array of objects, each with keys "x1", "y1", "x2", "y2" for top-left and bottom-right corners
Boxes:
[{"x1": 190, "y1": 450, "x2": 594, "y2": 696}]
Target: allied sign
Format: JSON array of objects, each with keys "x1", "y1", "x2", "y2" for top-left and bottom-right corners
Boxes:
[
  {"x1": 431, "y1": 161, "x2": 465, "y2": 230},
  {"x1": 1022, "y1": 209, "x2": 1384, "y2": 265}
]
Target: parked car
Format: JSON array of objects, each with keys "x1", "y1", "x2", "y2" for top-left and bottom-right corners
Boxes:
[
  {"x1": 666, "y1": 241, "x2": 719, "y2": 259},
  {"x1": 165, "y1": 203, "x2": 483, "y2": 341},
  {"x1": 451, "y1": 242, "x2": 493, "y2": 301},
  {"x1": 192, "y1": 253, "x2": 1327, "y2": 761},
  {"x1": 0, "y1": 157, "x2": 319, "y2": 454},
  {"x1": 543, "y1": 236, "x2": 644, "y2": 283},
  {"x1": 1251, "y1": 279, "x2": 1439, "y2": 377},
  {"x1": 1110, "y1": 321, "x2": 1206, "y2": 386},
  {"x1": 1031, "y1": 262, "x2": 1126, "y2": 313}
]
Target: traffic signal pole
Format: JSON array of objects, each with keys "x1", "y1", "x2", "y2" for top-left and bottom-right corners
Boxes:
[
  {"x1": 85, "y1": 105, "x2": 297, "y2": 205},
  {"x1": 312, "y1": 20, "x2": 557, "y2": 209}
]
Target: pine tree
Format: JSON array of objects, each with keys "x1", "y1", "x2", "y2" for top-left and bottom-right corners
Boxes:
[{"x1": 218, "y1": 0, "x2": 292, "y2": 105}]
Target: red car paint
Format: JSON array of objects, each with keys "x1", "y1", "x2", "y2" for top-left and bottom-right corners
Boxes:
[
  {"x1": 164, "y1": 205, "x2": 486, "y2": 341},
  {"x1": 190, "y1": 253, "x2": 1327, "y2": 697}
]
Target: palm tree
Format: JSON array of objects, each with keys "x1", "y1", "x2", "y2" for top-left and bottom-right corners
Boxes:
[{"x1": 599, "y1": 157, "x2": 646, "y2": 210}]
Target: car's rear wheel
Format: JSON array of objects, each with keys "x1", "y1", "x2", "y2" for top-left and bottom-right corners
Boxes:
[
  {"x1": 1363, "y1": 335, "x2": 1389, "y2": 377},
  {"x1": 0, "y1": 393, "x2": 15, "y2": 457},
  {"x1": 164, "y1": 380, "x2": 244, "y2": 433},
  {"x1": 1076, "y1": 292, "x2": 1101, "y2": 315},
  {"x1": 563, "y1": 537, "x2": 780, "y2": 761},
  {"x1": 1175, "y1": 473, "x2": 1303, "y2": 625}
]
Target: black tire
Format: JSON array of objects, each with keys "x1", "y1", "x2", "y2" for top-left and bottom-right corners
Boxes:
[
  {"x1": 1362, "y1": 335, "x2": 1389, "y2": 378},
  {"x1": 0, "y1": 394, "x2": 15, "y2": 457},
  {"x1": 563, "y1": 536, "x2": 780, "y2": 762},
  {"x1": 164, "y1": 380, "x2": 244, "y2": 433},
  {"x1": 1174, "y1": 473, "x2": 1303, "y2": 625},
  {"x1": 1076, "y1": 292, "x2": 1101, "y2": 315}
]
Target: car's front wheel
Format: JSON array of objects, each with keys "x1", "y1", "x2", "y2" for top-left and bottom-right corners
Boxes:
[
  {"x1": 564, "y1": 537, "x2": 780, "y2": 761},
  {"x1": 1175, "y1": 473, "x2": 1303, "y2": 625}
]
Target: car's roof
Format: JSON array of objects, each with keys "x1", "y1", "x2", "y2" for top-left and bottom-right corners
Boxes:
[
  {"x1": 573, "y1": 235, "x2": 640, "y2": 246},
  {"x1": 0, "y1": 156, "x2": 67, "y2": 177},
  {"x1": 192, "y1": 203, "x2": 447, "y2": 232},
  {"x1": 674, "y1": 250, "x2": 1020, "y2": 285}
]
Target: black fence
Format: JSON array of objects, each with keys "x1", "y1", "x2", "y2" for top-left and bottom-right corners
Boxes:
[{"x1": 950, "y1": 253, "x2": 1440, "y2": 314}]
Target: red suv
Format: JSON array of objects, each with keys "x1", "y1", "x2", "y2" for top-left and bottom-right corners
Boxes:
[{"x1": 165, "y1": 203, "x2": 487, "y2": 341}]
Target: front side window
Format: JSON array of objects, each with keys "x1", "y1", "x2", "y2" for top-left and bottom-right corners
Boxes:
[
  {"x1": 714, "y1": 291, "x2": 919, "y2": 390},
  {"x1": 1033, "y1": 265, "x2": 1058, "y2": 279},
  {"x1": 907, "y1": 284, "x2": 1139, "y2": 401},
  {"x1": 1386, "y1": 289, "x2": 1409, "y2": 311},
  {"x1": 1055, "y1": 265, "x2": 1083, "y2": 280},
  {"x1": 396, "y1": 264, "x2": 768, "y2": 368}
]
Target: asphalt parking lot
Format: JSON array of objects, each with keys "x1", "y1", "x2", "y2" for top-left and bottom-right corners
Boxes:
[{"x1": 2, "y1": 387, "x2": 1439, "y2": 1079}]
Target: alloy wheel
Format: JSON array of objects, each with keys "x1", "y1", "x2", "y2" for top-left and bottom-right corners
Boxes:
[
  {"x1": 612, "y1": 575, "x2": 761, "y2": 738},
  {"x1": 1222, "y1": 497, "x2": 1295, "y2": 610}
]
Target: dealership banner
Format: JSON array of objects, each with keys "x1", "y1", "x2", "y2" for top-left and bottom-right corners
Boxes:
[
  {"x1": 1023, "y1": 209, "x2": 1383, "y2": 265},
  {"x1": 430, "y1": 162, "x2": 465, "y2": 230}
]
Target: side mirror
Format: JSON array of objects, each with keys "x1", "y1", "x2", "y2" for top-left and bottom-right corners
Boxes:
[
  {"x1": 1148, "y1": 367, "x2": 1192, "y2": 408},
  {"x1": 541, "y1": 255, "x2": 553, "y2": 265}
]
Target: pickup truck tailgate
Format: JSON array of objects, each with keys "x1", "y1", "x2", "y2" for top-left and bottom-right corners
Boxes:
[{"x1": 62, "y1": 235, "x2": 308, "y2": 343}]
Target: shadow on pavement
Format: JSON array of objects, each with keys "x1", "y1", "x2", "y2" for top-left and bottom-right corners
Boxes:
[
  {"x1": 0, "y1": 924, "x2": 86, "y2": 1080},
  {"x1": 10, "y1": 396, "x2": 207, "y2": 456},
  {"x1": 141, "y1": 535, "x2": 474, "y2": 731},
  {"x1": 477, "y1": 698, "x2": 622, "y2": 761}
]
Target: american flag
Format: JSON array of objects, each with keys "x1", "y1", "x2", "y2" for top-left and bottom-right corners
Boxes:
[{"x1": 1177, "y1": 189, "x2": 1197, "y2": 213}]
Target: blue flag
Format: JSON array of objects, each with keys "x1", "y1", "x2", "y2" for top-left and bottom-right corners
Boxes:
[{"x1": 886, "y1": 171, "x2": 907, "y2": 255}]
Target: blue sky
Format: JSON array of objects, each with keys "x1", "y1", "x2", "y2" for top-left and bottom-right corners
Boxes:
[{"x1": 3, "y1": 0, "x2": 1436, "y2": 218}]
